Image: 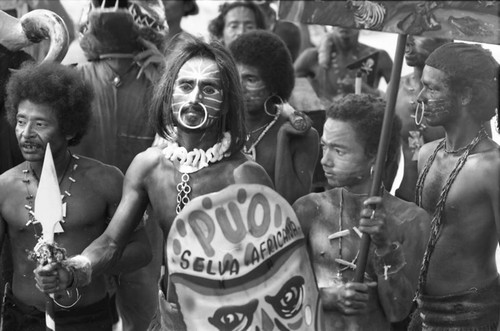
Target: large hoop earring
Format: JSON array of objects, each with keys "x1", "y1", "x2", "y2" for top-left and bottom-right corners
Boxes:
[
  {"x1": 414, "y1": 101, "x2": 425, "y2": 126},
  {"x1": 264, "y1": 94, "x2": 284, "y2": 117},
  {"x1": 370, "y1": 164, "x2": 374, "y2": 177}
]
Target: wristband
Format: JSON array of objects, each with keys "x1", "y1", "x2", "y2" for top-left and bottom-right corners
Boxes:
[{"x1": 62, "y1": 255, "x2": 92, "y2": 289}]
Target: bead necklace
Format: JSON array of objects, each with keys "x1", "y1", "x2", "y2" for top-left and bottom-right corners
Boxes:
[
  {"x1": 443, "y1": 126, "x2": 488, "y2": 154},
  {"x1": 162, "y1": 132, "x2": 232, "y2": 214},
  {"x1": 246, "y1": 122, "x2": 269, "y2": 140},
  {"x1": 23, "y1": 152, "x2": 80, "y2": 233},
  {"x1": 243, "y1": 110, "x2": 281, "y2": 161}
]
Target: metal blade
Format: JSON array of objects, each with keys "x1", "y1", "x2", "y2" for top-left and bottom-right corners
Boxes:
[{"x1": 34, "y1": 143, "x2": 63, "y2": 244}]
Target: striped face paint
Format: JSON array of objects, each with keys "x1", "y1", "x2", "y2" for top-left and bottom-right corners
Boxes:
[
  {"x1": 237, "y1": 63, "x2": 271, "y2": 115},
  {"x1": 173, "y1": 57, "x2": 223, "y2": 130}
]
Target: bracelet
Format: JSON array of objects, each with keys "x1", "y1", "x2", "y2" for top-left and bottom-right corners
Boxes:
[
  {"x1": 53, "y1": 288, "x2": 82, "y2": 309},
  {"x1": 62, "y1": 255, "x2": 92, "y2": 289},
  {"x1": 373, "y1": 242, "x2": 406, "y2": 280}
]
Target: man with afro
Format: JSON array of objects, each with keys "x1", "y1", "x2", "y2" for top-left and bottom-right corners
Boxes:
[{"x1": 230, "y1": 30, "x2": 319, "y2": 204}]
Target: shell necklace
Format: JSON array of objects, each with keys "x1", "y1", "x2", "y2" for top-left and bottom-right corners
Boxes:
[
  {"x1": 162, "y1": 132, "x2": 231, "y2": 214},
  {"x1": 23, "y1": 152, "x2": 79, "y2": 233}
]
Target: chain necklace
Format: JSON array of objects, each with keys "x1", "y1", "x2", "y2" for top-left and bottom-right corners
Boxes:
[
  {"x1": 415, "y1": 126, "x2": 488, "y2": 296},
  {"x1": 163, "y1": 132, "x2": 232, "y2": 214},
  {"x1": 443, "y1": 126, "x2": 488, "y2": 154},
  {"x1": 246, "y1": 122, "x2": 269, "y2": 140},
  {"x1": 243, "y1": 113, "x2": 280, "y2": 161},
  {"x1": 23, "y1": 152, "x2": 79, "y2": 233}
]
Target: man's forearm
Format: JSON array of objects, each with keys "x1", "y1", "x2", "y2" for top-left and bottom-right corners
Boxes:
[{"x1": 67, "y1": 234, "x2": 122, "y2": 288}]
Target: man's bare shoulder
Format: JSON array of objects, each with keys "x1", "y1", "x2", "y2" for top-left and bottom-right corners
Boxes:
[
  {"x1": 0, "y1": 163, "x2": 26, "y2": 201},
  {"x1": 232, "y1": 155, "x2": 274, "y2": 187},
  {"x1": 468, "y1": 141, "x2": 500, "y2": 178},
  {"x1": 418, "y1": 139, "x2": 442, "y2": 166},
  {"x1": 293, "y1": 189, "x2": 337, "y2": 216},
  {"x1": 383, "y1": 192, "x2": 430, "y2": 224},
  {"x1": 294, "y1": 47, "x2": 319, "y2": 74},
  {"x1": 126, "y1": 146, "x2": 169, "y2": 177},
  {"x1": 73, "y1": 155, "x2": 123, "y2": 184}
]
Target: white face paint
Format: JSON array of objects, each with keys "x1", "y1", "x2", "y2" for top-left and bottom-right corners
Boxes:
[{"x1": 172, "y1": 57, "x2": 223, "y2": 130}]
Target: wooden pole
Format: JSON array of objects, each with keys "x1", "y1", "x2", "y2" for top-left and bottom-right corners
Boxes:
[{"x1": 353, "y1": 33, "x2": 407, "y2": 282}]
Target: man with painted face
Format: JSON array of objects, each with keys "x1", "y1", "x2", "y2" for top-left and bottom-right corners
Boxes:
[
  {"x1": 33, "y1": 36, "x2": 273, "y2": 330},
  {"x1": 293, "y1": 94, "x2": 430, "y2": 330},
  {"x1": 229, "y1": 30, "x2": 319, "y2": 204},
  {"x1": 393, "y1": 36, "x2": 450, "y2": 202},
  {"x1": 409, "y1": 43, "x2": 500, "y2": 330}
]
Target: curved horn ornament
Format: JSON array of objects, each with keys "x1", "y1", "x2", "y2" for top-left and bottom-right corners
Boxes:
[{"x1": 0, "y1": 9, "x2": 69, "y2": 62}]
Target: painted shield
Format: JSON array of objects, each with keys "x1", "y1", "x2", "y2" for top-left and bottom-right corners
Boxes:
[{"x1": 167, "y1": 184, "x2": 324, "y2": 331}]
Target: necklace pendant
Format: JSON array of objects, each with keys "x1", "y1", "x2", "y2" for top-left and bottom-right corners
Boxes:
[{"x1": 112, "y1": 76, "x2": 122, "y2": 87}]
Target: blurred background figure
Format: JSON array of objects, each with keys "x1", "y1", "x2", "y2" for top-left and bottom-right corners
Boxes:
[
  {"x1": 295, "y1": 26, "x2": 393, "y2": 108},
  {"x1": 208, "y1": 1, "x2": 266, "y2": 47},
  {"x1": 393, "y1": 35, "x2": 451, "y2": 202},
  {"x1": 162, "y1": 0, "x2": 198, "y2": 52}
]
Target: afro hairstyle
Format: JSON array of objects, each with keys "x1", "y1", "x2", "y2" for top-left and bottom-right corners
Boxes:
[{"x1": 229, "y1": 30, "x2": 295, "y2": 101}]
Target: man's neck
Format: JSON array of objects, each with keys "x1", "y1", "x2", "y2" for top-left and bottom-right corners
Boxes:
[
  {"x1": 444, "y1": 120, "x2": 484, "y2": 152},
  {"x1": 412, "y1": 66, "x2": 424, "y2": 81},
  {"x1": 28, "y1": 149, "x2": 71, "y2": 183},
  {"x1": 245, "y1": 111, "x2": 276, "y2": 132},
  {"x1": 343, "y1": 176, "x2": 373, "y2": 196},
  {"x1": 176, "y1": 128, "x2": 221, "y2": 151}
]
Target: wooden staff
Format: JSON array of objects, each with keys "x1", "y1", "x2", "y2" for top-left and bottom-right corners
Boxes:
[{"x1": 354, "y1": 33, "x2": 407, "y2": 282}]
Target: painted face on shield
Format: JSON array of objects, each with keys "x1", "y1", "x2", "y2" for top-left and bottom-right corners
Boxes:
[
  {"x1": 417, "y1": 65, "x2": 457, "y2": 127},
  {"x1": 167, "y1": 184, "x2": 324, "y2": 331},
  {"x1": 172, "y1": 57, "x2": 223, "y2": 130}
]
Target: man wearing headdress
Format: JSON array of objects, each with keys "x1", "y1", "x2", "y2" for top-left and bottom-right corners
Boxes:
[{"x1": 409, "y1": 42, "x2": 500, "y2": 330}]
